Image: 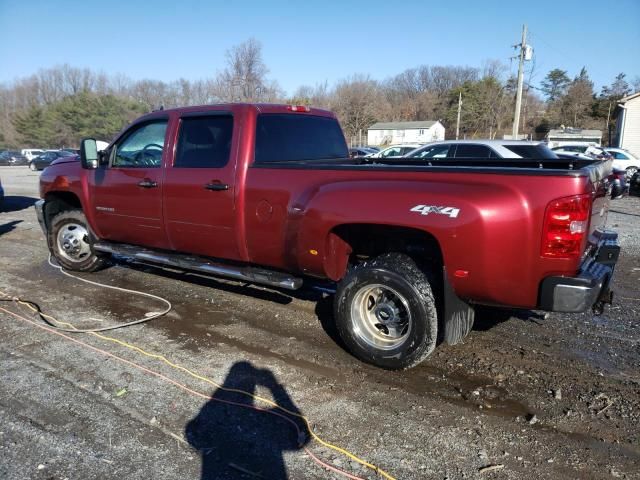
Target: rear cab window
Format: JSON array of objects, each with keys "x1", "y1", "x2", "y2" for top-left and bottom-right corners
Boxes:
[{"x1": 254, "y1": 114, "x2": 348, "y2": 164}]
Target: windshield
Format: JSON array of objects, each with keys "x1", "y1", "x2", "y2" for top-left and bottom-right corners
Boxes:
[{"x1": 504, "y1": 144, "x2": 558, "y2": 159}]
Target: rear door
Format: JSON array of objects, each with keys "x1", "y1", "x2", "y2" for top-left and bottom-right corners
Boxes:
[
  {"x1": 89, "y1": 118, "x2": 170, "y2": 249},
  {"x1": 163, "y1": 112, "x2": 239, "y2": 260}
]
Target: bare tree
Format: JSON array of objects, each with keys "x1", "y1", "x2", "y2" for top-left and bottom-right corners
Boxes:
[
  {"x1": 331, "y1": 74, "x2": 387, "y2": 142},
  {"x1": 213, "y1": 38, "x2": 280, "y2": 102}
]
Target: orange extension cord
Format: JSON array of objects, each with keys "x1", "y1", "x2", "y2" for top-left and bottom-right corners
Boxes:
[{"x1": 0, "y1": 291, "x2": 398, "y2": 480}]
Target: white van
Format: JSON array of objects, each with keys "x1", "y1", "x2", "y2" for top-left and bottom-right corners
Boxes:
[{"x1": 21, "y1": 149, "x2": 44, "y2": 161}]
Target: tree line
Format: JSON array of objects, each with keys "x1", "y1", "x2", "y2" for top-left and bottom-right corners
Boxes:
[{"x1": 1, "y1": 38, "x2": 638, "y2": 149}]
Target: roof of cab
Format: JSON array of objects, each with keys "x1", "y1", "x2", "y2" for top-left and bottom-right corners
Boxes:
[{"x1": 139, "y1": 103, "x2": 335, "y2": 118}]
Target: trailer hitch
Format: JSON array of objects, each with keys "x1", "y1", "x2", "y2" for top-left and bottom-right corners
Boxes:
[{"x1": 592, "y1": 289, "x2": 614, "y2": 316}]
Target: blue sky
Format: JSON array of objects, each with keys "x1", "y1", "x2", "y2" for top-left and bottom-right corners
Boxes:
[{"x1": 1, "y1": 0, "x2": 638, "y2": 95}]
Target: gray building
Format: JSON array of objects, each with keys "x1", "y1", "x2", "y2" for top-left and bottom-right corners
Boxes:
[{"x1": 546, "y1": 127, "x2": 602, "y2": 148}]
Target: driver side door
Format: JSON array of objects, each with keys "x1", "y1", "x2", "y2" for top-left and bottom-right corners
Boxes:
[{"x1": 89, "y1": 118, "x2": 171, "y2": 249}]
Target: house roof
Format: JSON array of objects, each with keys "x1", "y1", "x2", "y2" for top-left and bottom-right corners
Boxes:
[
  {"x1": 619, "y1": 91, "x2": 640, "y2": 103},
  {"x1": 547, "y1": 128, "x2": 601, "y2": 137},
  {"x1": 368, "y1": 121, "x2": 438, "y2": 130}
]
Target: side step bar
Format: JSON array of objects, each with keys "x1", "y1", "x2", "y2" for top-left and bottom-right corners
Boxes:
[{"x1": 93, "y1": 241, "x2": 303, "y2": 291}]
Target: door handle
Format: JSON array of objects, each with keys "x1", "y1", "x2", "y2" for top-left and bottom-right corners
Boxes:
[
  {"x1": 204, "y1": 182, "x2": 229, "y2": 191},
  {"x1": 138, "y1": 179, "x2": 158, "y2": 188}
]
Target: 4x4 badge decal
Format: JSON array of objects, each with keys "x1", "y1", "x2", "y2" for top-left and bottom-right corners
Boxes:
[{"x1": 410, "y1": 205, "x2": 460, "y2": 218}]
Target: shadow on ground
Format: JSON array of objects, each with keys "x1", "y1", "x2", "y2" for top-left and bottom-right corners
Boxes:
[
  {"x1": 473, "y1": 305, "x2": 545, "y2": 331},
  {"x1": 0, "y1": 195, "x2": 38, "y2": 213},
  {"x1": 185, "y1": 361, "x2": 309, "y2": 480},
  {"x1": 111, "y1": 258, "x2": 346, "y2": 351},
  {"x1": 0, "y1": 220, "x2": 22, "y2": 236}
]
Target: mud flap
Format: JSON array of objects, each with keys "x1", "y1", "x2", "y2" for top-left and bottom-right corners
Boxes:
[{"x1": 443, "y1": 270, "x2": 475, "y2": 345}]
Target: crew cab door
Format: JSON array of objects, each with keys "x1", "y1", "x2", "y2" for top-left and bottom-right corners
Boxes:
[
  {"x1": 88, "y1": 118, "x2": 170, "y2": 249},
  {"x1": 163, "y1": 112, "x2": 240, "y2": 260}
]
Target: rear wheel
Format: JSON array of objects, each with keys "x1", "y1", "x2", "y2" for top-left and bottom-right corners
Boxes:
[
  {"x1": 334, "y1": 253, "x2": 438, "y2": 369},
  {"x1": 48, "y1": 210, "x2": 107, "y2": 272}
]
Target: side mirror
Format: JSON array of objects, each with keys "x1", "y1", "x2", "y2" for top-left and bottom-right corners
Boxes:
[{"x1": 80, "y1": 138, "x2": 98, "y2": 169}]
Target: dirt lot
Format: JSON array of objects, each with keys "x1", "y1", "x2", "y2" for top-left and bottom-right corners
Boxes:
[{"x1": 1, "y1": 165, "x2": 639, "y2": 480}]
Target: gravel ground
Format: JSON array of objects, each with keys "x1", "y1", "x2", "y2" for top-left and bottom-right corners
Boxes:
[{"x1": 0, "y1": 165, "x2": 639, "y2": 480}]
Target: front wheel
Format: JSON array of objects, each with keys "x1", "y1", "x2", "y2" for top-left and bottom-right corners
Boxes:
[
  {"x1": 29, "y1": 162, "x2": 37, "y2": 171},
  {"x1": 334, "y1": 253, "x2": 438, "y2": 369},
  {"x1": 48, "y1": 210, "x2": 107, "y2": 272},
  {"x1": 626, "y1": 166, "x2": 638, "y2": 181}
]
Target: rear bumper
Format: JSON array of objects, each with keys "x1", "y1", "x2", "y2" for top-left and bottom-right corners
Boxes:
[
  {"x1": 538, "y1": 229, "x2": 619, "y2": 313},
  {"x1": 34, "y1": 199, "x2": 47, "y2": 235}
]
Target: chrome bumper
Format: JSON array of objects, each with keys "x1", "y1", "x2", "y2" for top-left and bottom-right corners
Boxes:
[
  {"x1": 34, "y1": 199, "x2": 47, "y2": 235},
  {"x1": 538, "y1": 230, "x2": 619, "y2": 313}
]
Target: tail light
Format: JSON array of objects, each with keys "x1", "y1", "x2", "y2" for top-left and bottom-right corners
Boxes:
[
  {"x1": 287, "y1": 105, "x2": 310, "y2": 112},
  {"x1": 541, "y1": 194, "x2": 591, "y2": 259}
]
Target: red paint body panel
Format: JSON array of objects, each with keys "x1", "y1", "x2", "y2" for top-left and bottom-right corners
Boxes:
[{"x1": 39, "y1": 103, "x2": 610, "y2": 311}]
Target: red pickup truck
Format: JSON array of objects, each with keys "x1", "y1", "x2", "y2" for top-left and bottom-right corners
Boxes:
[{"x1": 36, "y1": 103, "x2": 620, "y2": 369}]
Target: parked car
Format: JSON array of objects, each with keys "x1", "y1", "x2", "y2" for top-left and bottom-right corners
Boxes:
[
  {"x1": 403, "y1": 140, "x2": 557, "y2": 159},
  {"x1": 349, "y1": 147, "x2": 378, "y2": 158},
  {"x1": 0, "y1": 150, "x2": 29, "y2": 166},
  {"x1": 630, "y1": 171, "x2": 640, "y2": 194},
  {"x1": 0, "y1": 175, "x2": 4, "y2": 207},
  {"x1": 604, "y1": 148, "x2": 640, "y2": 180},
  {"x1": 36, "y1": 103, "x2": 619, "y2": 370},
  {"x1": 21, "y1": 149, "x2": 45, "y2": 161},
  {"x1": 61, "y1": 148, "x2": 80, "y2": 155},
  {"x1": 29, "y1": 150, "x2": 76, "y2": 171},
  {"x1": 551, "y1": 144, "x2": 613, "y2": 160},
  {"x1": 366, "y1": 143, "x2": 424, "y2": 158}
]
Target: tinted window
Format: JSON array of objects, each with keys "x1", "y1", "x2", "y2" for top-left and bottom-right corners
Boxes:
[
  {"x1": 380, "y1": 147, "x2": 404, "y2": 158},
  {"x1": 408, "y1": 145, "x2": 451, "y2": 158},
  {"x1": 400, "y1": 147, "x2": 420, "y2": 155},
  {"x1": 454, "y1": 144, "x2": 494, "y2": 158},
  {"x1": 611, "y1": 151, "x2": 627, "y2": 160},
  {"x1": 503, "y1": 144, "x2": 557, "y2": 159},
  {"x1": 113, "y1": 121, "x2": 168, "y2": 168},
  {"x1": 175, "y1": 116, "x2": 233, "y2": 168},
  {"x1": 255, "y1": 114, "x2": 348, "y2": 163}
]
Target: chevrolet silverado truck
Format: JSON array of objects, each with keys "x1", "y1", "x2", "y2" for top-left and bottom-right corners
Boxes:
[{"x1": 35, "y1": 103, "x2": 620, "y2": 369}]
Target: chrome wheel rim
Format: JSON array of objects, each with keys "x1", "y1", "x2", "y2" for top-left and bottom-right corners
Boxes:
[
  {"x1": 626, "y1": 167, "x2": 638, "y2": 180},
  {"x1": 56, "y1": 222, "x2": 91, "y2": 262},
  {"x1": 29, "y1": 163, "x2": 36, "y2": 171},
  {"x1": 350, "y1": 284, "x2": 412, "y2": 350}
]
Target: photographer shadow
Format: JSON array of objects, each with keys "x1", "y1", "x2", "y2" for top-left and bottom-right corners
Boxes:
[{"x1": 185, "y1": 361, "x2": 309, "y2": 480}]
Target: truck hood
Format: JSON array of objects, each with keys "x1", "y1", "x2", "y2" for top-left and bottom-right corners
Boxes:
[{"x1": 50, "y1": 155, "x2": 80, "y2": 167}]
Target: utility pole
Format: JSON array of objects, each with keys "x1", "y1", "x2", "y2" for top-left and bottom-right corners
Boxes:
[
  {"x1": 512, "y1": 24, "x2": 527, "y2": 139},
  {"x1": 605, "y1": 102, "x2": 612, "y2": 146},
  {"x1": 455, "y1": 91, "x2": 462, "y2": 140}
]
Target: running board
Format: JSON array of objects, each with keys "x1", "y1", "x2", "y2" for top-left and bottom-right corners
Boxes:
[{"x1": 93, "y1": 242, "x2": 303, "y2": 291}]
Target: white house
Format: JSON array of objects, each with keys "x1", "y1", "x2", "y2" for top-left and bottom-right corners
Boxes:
[
  {"x1": 367, "y1": 121, "x2": 445, "y2": 146},
  {"x1": 614, "y1": 91, "x2": 640, "y2": 157}
]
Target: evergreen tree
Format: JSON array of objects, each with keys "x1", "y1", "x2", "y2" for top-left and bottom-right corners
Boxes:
[{"x1": 541, "y1": 69, "x2": 571, "y2": 101}]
